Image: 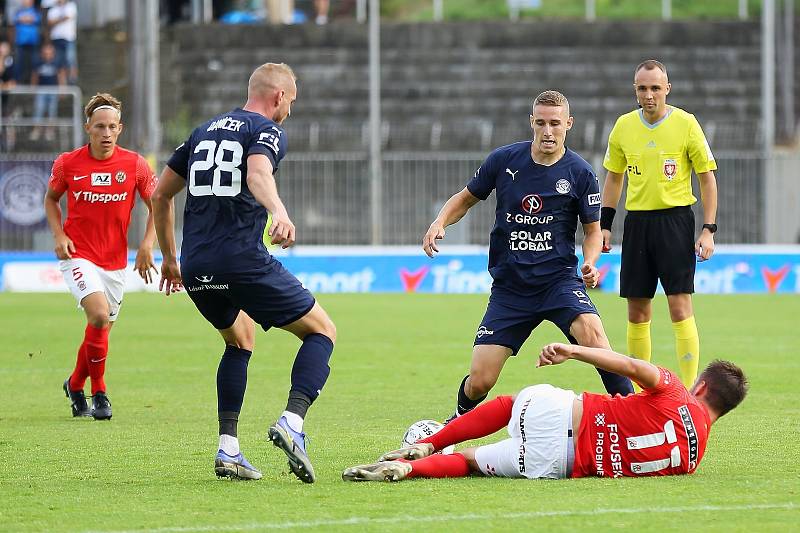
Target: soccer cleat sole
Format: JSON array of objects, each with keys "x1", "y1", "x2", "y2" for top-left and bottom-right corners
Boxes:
[
  {"x1": 378, "y1": 443, "x2": 433, "y2": 462},
  {"x1": 341, "y1": 462, "x2": 411, "y2": 482},
  {"x1": 268, "y1": 425, "x2": 316, "y2": 484},
  {"x1": 214, "y1": 458, "x2": 263, "y2": 481}
]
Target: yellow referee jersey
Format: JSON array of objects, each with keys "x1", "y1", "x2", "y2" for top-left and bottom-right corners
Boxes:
[{"x1": 603, "y1": 106, "x2": 717, "y2": 211}]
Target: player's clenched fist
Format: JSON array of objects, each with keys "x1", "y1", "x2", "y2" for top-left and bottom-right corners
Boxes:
[
  {"x1": 581, "y1": 263, "x2": 599, "y2": 288},
  {"x1": 268, "y1": 210, "x2": 296, "y2": 249},
  {"x1": 423, "y1": 222, "x2": 445, "y2": 258},
  {"x1": 537, "y1": 342, "x2": 574, "y2": 367}
]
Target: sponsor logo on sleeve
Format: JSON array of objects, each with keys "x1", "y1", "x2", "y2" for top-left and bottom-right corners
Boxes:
[
  {"x1": 678, "y1": 405, "x2": 699, "y2": 470},
  {"x1": 588, "y1": 193, "x2": 601, "y2": 205},
  {"x1": 257, "y1": 126, "x2": 282, "y2": 155}
]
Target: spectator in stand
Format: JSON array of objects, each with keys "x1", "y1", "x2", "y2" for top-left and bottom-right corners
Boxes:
[
  {"x1": 165, "y1": 0, "x2": 190, "y2": 25},
  {"x1": 44, "y1": 0, "x2": 77, "y2": 84},
  {"x1": 314, "y1": 0, "x2": 328, "y2": 24},
  {"x1": 0, "y1": 39, "x2": 15, "y2": 94},
  {"x1": 30, "y1": 42, "x2": 63, "y2": 141},
  {"x1": 265, "y1": 0, "x2": 293, "y2": 24},
  {"x1": 0, "y1": 39, "x2": 17, "y2": 150},
  {"x1": 12, "y1": 0, "x2": 40, "y2": 84}
]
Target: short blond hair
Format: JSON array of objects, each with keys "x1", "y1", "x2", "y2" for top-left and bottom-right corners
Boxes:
[
  {"x1": 248, "y1": 62, "x2": 297, "y2": 98},
  {"x1": 84, "y1": 93, "x2": 122, "y2": 123},
  {"x1": 533, "y1": 90, "x2": 570, "y2": 114}
]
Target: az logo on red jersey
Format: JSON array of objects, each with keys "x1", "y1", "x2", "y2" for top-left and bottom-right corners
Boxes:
[{"x1": 91, "y1": 173, "x2": 112, "y2": 186}]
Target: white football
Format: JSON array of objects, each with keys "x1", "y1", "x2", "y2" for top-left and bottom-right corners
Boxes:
[{"x1": 402, "y1": 419, "x2": 455, "y2": 455}]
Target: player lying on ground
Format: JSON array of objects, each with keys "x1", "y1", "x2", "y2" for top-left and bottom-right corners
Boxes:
[{"x1": 342, "y1": 344, "x2": 747, "y2": 482}]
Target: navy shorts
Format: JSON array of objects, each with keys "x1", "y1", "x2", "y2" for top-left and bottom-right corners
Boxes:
[
  {"x1": 182, "y1": 259, "x2": 315, "y2": 331},
  {"x1": 474, "y1": 278, "x2": 598, "y2": 355}
]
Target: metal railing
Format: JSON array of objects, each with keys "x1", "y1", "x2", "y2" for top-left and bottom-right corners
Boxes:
[
  {"x1": 1, "y1": 151, "x2": 795, "y2": 251},
  {"x1": 0, "y1": 85, "x2": 84, "y2": 152}
]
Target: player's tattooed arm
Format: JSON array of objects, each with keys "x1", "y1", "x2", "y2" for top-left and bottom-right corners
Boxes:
[
  {"x1": 44, "y1": 187, "x2": 74, "y2": 259},
  {"x1": 423, "y1": 187, "x2": 480, "y2": 257},
  {"x1": 538, "y1": 343, "x2": 660, "y2": 389},
  {"x1": 246, "y1": 154, "x2": 295, "y2": 248}
]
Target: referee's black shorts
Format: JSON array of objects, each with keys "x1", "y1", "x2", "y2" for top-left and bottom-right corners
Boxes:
[{"x1": 620, "y1": 205, "x2": 695, "y2": 298}]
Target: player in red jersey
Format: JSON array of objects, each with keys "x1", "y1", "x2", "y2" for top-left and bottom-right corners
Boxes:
[
  {"x1": 44, "y1": 93, "x2": 158, "y2": 420},
  {"x1": 342, "y1": 343, "x2": 747, "y2": 482}
]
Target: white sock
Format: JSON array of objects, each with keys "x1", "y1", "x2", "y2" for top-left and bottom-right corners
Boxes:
[
  {"x1": 281, "y1": 411, "x2": 304, "y2": 433},
  {"x1": 218, "y1": 434, "x2": 240, "y2": 456}
]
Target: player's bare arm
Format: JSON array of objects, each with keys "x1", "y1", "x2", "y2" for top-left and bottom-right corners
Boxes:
[
  {"x1": 695, "y1": 170, "x2": 718, "y2": 261},
  {"x1": 423, "y1": 187, "x2": 480, "y2": 257},
  {"x1": 134, "y1": 196, "x2": 158, "y2": 284},
  {"x1": 246, "y1": 153, "x2": 295, "y2": 249},
  {"x1": 538, "y1": 343, "x2": 660, "y2": 389},
  {"x1": 43, "y1": 186, "x2": 75, "y2": 260},
  {"x1": 600, "y1": 170, "x2": 625, "y2": 252},
  {"x1": 152, "y1": 166, "x2": 186, "y2": 295},
  {"x1": 580, "y1": 221, "x2": 602, "y2": 288}
]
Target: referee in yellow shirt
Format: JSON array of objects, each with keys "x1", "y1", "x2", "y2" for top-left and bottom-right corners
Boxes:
[{"x1": 600, "y1": 59, "x2": 718, "y2": 388}]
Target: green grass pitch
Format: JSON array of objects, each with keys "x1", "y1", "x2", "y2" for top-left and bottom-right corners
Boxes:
[{"x1": 0, "y1": 292, "x2": 797, "y2": 531}]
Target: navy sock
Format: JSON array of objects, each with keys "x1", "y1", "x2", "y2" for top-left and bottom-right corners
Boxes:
[
  {"x1": 457, "y1": 375, "x2": 487, "y2": 415},
  {"x1": 288, "y1": 333, "x2": 333, "y2": 410},
  {"x1": 596, "y1": 367, "x2": 634, "y2": 396},
  {"x1": 216, "y1": 345, "x2": 252, "y2": 435}
]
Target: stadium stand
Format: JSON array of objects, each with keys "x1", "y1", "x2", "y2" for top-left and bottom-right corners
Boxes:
[{"x1": 158, "y1": 19, "x2": 794, "y2": 154}]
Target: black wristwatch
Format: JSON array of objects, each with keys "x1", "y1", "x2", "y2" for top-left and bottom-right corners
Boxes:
[{"x1": 702, "y1": 223, "x2": 718, "y2": 234}]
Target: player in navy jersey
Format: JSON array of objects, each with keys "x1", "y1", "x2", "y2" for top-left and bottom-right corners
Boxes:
[
  {"x1": 152, "y1": 63, "x2": 336, "y2": 483},
  {"x1": 422, "y1": 90, "x2": 634, "y2": 422}
]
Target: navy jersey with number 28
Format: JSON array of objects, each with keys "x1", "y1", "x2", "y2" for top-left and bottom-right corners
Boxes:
[
  {"x1": 167, "y1": 108, "x2": 287, "y2": 275},
  {"x1": 467, "y1": 141, "x2": 601, "y2": 295}
]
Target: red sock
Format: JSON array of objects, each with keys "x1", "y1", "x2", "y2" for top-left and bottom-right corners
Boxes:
[
  {"x1": 84, "y1": 324, "x2": 110, "y2": 395},
  {"x1": 420, "y1": 395, "x2": 514, "y2": 451},
  {"x1": 404, "y1": 453, "x2": 471, "y2": 478},
  {"x1": 69, "y1": 343, "x2": 89, "y2": 391}
]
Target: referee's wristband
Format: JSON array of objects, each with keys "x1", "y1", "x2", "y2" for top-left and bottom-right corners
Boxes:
[{"x1": 600, "y1": 207, "x2": 616, "y2": 231}]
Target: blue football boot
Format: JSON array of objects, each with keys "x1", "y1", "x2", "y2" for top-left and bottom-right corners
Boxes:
[
  {"x1": 267, "y1": 416, "x2": 315, "y2": 483},
  {"x1": 214, "y1": 450, "x2": 263, "y2": 480}
]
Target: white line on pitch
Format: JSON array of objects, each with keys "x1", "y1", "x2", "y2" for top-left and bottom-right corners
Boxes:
[{"x1": 88, "y1": 502, "x2": 798, "y2": 533}]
